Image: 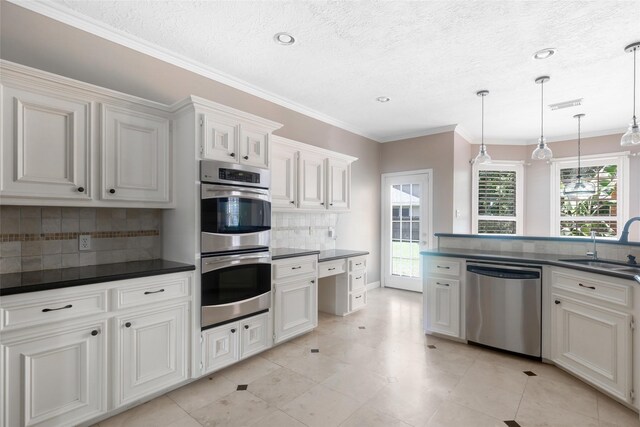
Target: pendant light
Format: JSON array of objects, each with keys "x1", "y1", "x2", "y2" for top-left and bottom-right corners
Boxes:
[
  {"x1": 621, "y1": 42, "x2": 640, "y2": 146},
  {"x1": 474, "y1": 90, "x2": 491, "y2": 164},
  {"x1": 531, "y1": 76, "x2": 553, "y2": 160},
  {"x1": 564, "y1": 114, "x2": 596, "y2": 200}
]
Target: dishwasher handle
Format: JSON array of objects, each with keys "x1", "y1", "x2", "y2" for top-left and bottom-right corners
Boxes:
[{"x1": 466, "y1": 264, "x2": 540, "y2": 280}]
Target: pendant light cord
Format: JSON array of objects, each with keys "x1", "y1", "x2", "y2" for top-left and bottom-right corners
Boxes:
[
  {"x1": 577, "y1": 116, "x2": 582, "y2": 179},
  {"x1": 541, "y1": 80, "x2": 545, "y2": 140},
  {"x1": 481, "y1": 94, "x2": 485, "y2": 150},
  {"x1": 634, "y1": 47, "x2": 637, "y2": 123}
]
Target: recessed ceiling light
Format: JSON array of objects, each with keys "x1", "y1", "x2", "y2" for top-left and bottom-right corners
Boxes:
[
  {"x1": 533, "y1": 48, "x2": 557, "y2": 60},
  {"x1": 549, "y1": 98, "x2": 583, "y2": 110},
  {"x1": 376, "y1": 96, "x2": 390, "y2": 103},
  {"x1": 274, "y1": 32, "x2": 295, "y2": 45}
]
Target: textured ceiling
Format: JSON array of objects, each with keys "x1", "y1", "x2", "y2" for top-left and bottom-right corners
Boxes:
[{"x1": 23, "y1": 1, "x2": 640, "y2": 143}]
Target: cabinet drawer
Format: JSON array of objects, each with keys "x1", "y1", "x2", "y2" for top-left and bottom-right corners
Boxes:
[
  {"x1": 273, "y1": 256, "x2": 317, "y2": 281},
  {"x1": 425, "y1": 259, "x2": 461, "y2": 277},
  {"x1": 349, "y1": 272, "x2": 366, "y2": 292},
  {"x1": 552, "y1": 270, "x2": 631, "y2": 308},
  {"x1": 1, "y1": 290, "x2": 107, "y2": 331},
  {"x1": 114, "y1": 275, "x2": 190, "y2": 310},
  {"x1": 349, "y1": 290, "x2": 367, "y2": 312},
  {"x1": 319, "y1": 259, "x2": 346, "y2": 278},
  {"x1": 349, "y1": 256, "x2": 367, "y2": 272}
]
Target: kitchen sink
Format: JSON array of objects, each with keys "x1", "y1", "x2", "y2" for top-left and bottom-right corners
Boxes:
[{"x1": 559, "y1": 259, "x2": 640, "y2": 274}]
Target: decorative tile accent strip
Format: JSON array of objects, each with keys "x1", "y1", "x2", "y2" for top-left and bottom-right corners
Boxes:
[{"x1": 1, "y1": 230, "x2": 159, "y2": 242}]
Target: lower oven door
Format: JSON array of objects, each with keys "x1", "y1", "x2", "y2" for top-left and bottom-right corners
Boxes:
[{"x1": 201, "y1": 252, "x2": 272, "y2": 328}]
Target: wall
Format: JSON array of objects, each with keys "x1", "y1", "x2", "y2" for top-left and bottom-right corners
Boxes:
[
  {"x1": 453, "y1": 132, "x2": 472, "y2": 233},
  {"x1": 0, "y1": 206, "x2": 162, "y2": 273},
  {"x1": 472, "y1": 133, "x2": 640, "y2": 241},
  {"x1": 0, "y1": 2, "x2": 381, "y2": 282}
]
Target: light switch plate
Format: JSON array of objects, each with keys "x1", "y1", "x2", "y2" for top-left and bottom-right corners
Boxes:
[{"x1": 79, "y1": 234, "x2": 92, "y2": 251}]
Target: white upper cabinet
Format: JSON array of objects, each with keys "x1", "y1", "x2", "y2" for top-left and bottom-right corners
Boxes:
[
  {"x1": 270, "y1": 140, "x2": 298, "y2": 208},
  {"x1": 1, "y1": 85, "x2": 91, "y2": 200},
  {"x1": 327, "y1": 158, "x2": 350, "y2": 210},
  {"x1": 239, "y1": 127, "x2": 269, "y2": 169},
  {"x1": 201, "y1": 113, "x2": 239, "y2": 162},
  {"x1": 270, "y1": 135, "x2": 356, "y2": 212},
  {"x1": 299, "y1": 151, "x2": 326, "y2": 209},
  {"x1": 102, "y1": 104, "x2": 171, "y2": 203}
]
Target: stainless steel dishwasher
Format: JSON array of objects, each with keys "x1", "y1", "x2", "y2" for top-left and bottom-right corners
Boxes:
[{"x1": 466, "y1": 262, "x2": 542, "y2": 358}]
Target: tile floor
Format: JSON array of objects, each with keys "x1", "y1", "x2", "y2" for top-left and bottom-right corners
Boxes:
[{"x1": 95, "y1": 288, "x2": 640, "y2": 427}]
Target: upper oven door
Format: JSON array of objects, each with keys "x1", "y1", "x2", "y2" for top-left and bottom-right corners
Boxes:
[{"x1": 201, "y1": 184, "x2": 271, "y2": 235}]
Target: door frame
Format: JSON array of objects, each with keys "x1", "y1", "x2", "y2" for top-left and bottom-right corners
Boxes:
[{"x1": 380, "y1": 169, "x2": 433, "y2": 289}]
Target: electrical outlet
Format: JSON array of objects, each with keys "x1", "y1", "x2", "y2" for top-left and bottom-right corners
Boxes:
[
  {"x1": 79, "y1": 234, "x2": 92, "y2": 251},
  {"x1": 328, "y1": 227, "x2": 335, "y2": 238}
]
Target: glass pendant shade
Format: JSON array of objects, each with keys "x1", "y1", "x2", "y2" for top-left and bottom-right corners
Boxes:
[
  {"x1": 474, "y1": 146, "x2": 492, "y2": 164},
  {"x1": 564, "y1": 179, "x2": 596, "y2": 200},
  {"x1": 531, "y1": 137, "x2": 553, "y2": 160},
  {"x1": 620, "y1": 120, "x2": 640, "y2": 146}
]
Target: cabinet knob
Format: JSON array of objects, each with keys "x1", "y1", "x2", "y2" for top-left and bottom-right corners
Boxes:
[
  {"x1": 244, "y1": 325, "x2": 249, "y2": 330},
  {"x1": 320, "y1": 202, "x2": 324, "y2": 205},
  {"x1": 91, "y1": 329, "x2": 99, "y2": 336},
  {"x1": 554, "y1": 300, "x2": 561, "y2": 305},
  {"x1": 109, "y1": 188, "x2": 116, "y2": 194},
  {"x1": 311, "y1": 280, "x2": 315, "y2": 284},
  {"x1": 230, "y1": 152, "x2": 236, "y2": 158},
  {"x1": 243, "y1": 155, "x2": 249, "y2": 160},
  {"x1": 330, "y1": 203, "x2": 333, "y2": 206},
  {"x1": 77, "y1": 187, "x2": 85, "y2": 193},
  {"x1": 290, "y1": 201, "x2": 295, "y2": 204},
  {"x1": 125, "y1": 322, "x2": 132, "y2": 328},
  {"x1": 230, "y1": 328, "x2": 236, "y2": 333}
]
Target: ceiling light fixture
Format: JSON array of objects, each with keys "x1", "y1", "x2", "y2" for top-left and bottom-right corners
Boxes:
[
  {"x1": 564, "y1": 114, "x2": 596, "y2": 200},
  {"x1": 533, "y1": 48, "x2": 557, "y2": 60},
  {"x1": 621, "y1": 41, "x2": 640, "y2": 146},
  {"x1": 273, "y1": 32, "x2": 295, "y2": 45},
  {"x1": 376, "y1": 96, "x2": 390, "y2": 103},
  {"x1": 473, "y1": 90, "x2": 491, "y2": 164},
  {"x1": 531, "y1": 76, "x2": 553, "y2": 160}
]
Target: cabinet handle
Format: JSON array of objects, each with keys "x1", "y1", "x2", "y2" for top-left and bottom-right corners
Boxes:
[
  {"x1": 231, "y1": 328, "x2": 236, "y2": 333},
  {"x1": 436, "y1": 265, "x2": 450, "y2": 269},
  {"x1": 290, "y1": 201, "x2": 295, "y2": 204},
  {"x1": 91, "y1": 329, "x2": 99, "y2": 336},
  {"x1": 291, "y1": 266, "x2": 302, "y2": 270},
  {"x1": 328, "y1": 267, "x2": 336, "y2": 271},
  {"x1": 578, "y1": 283, "x2": 596, "y2": 290},
  {"x1": 436, "y1": 282, "x2": 449, "y2": 286},
  {"x1": 42, "y1": 304, "x2": 72, "y2": 312},
  {"x1": 244, "y1": 325, "x2": 249, "y2": 329},
  {"x1": 230, "y1": 152, "x2": 236, "y2": 158},
  {"x1": 356, "y1": 276, "x2": 362, "y2": 280},
  {"x1": 109, "y1": 188, "x2": 116, "y2": 194},
  {"x1": 144, "y1": 289, "x2": 165, "y2": 295},
  {"x1": 355, "y1": 295, "x2": 362, "y2": 299},
  {"x1": 243, "y1": 155, "x2": 249, "y2": 160},
  {"x1": 77, "y1": 187, "x2": 85, "y2": 193},
  {"x1": 355, "y1": 263, "x2": 362, "y2": 266},
  {"x1": 555, "y1": 300, "x2": 561, "y2": 305},
  {"x1": 125, "y1": 322, "x2": 132, "y2": 328}
]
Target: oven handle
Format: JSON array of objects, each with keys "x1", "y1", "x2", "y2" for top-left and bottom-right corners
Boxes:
[
  {"x1": 201, "y1": 184, "x2": 270, "y2": 201},
  {"x1": 201, "y1": 290, "x2": 271, "y2": 309},
  {"x1": 201, "y1": 253, "x2": 271, "y2": 274}
]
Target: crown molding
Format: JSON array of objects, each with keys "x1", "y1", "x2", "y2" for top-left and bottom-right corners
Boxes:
[
  {"x1": 523, "y1": 128, "x2": 625, "y2": 146},
  {"x1": 8, "y1": 0, "x2": 379, "y2": 142},
  {"x1": 378, "y1": 125, "x2": 459, "y2": 143}
]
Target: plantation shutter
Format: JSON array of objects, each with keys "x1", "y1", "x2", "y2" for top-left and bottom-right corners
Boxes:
[{"x1": 477, "y1": 170, "x2": 518, "y2": 234}]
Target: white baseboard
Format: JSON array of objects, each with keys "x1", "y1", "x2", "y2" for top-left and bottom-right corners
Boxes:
[{"x1": 366, "y1": 281, "x2": 381, "y2": 290}]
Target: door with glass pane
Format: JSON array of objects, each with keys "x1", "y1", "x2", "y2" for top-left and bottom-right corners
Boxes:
[{"x1": 382, "y1": 172, "x2": 431, "y2": 292}]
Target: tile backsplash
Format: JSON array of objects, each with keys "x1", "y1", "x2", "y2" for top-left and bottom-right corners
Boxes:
[
  {"x1": 271, "y1": 212, "x2": 338, "y2": 250},
  {"x1": 0, "y1": 206, "x2": 162, "y2": 273}
]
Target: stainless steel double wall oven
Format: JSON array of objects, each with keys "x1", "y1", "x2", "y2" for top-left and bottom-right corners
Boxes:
[{"x1": 200, "y1": 160, "x2": 272, "y2": 329}]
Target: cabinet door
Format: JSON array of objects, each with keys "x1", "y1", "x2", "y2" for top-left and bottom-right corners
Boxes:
[
  {"x1": 327, "y1": 158, "x2": 350, "y2": 210},
  {"x1": 240, "y1": 312, "x2": 270, "y2": 358},
  {"x1": 1, "y1": 322, "x2": 106, "y2": 427},
  {"x1": 102, "y1": 105, "x2": 171, "y2": 203},
  {"x1": 115, "y1": 304, "x2": 188, "y2": 406},
  {"x1": 202, "y1": 322, "x2": 239, "y2": 375},
  {"x1": 425, "y1": 278, "x2": 460, "y2": 337},
  {"x1": 274, "y1": 277, "x2": 317, "y2": 344},
  {"x1": 201, "y1": 113, "x2": 239, "y2": 162},
  {"x1": 1, "y1": 86, "x2": 91, "y2": 200},
  {"x1": 271, "y1": 142, "x2": 298, "y2": 209},
  {"x1": 298, "y1": 152, "x2": 326, "y2": 209},
  {"x1": 552, "y1": 295, "x2": 632, "y2": 402},
  {"x1": 239, "y1": 127, "x2": 269, "y2": 169}
]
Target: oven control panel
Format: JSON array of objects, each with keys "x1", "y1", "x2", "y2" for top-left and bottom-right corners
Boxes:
[
  {"x1": 219, "y1": 168, "x2": 260, "y2": 184},
  {"x1": 201, "y1": 159, "x2": 270, "y2": 189}
]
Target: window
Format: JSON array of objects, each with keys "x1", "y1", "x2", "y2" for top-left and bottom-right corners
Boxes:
[
  {"x1": 551, "y1": 153, "x2": 629, "y2": 238},
  {"x1": 472, "y1": 161, "x2": 524, "y2": 235}
]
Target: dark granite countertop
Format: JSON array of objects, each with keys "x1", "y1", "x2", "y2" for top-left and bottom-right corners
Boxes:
[
  {"x1": 271, "y1": 248, "x2": 321, "y2": 260},
  {"x1": 318, "y1": 249, "x2": 369, "y2": 262},
  {"x1": 421, "y1": 248, "x2": 639, "y2": 282},
  {"x1": 0, "y1": 259, "x2": 196, "y2": 296}
]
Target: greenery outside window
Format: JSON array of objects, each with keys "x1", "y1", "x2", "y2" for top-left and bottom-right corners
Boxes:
[
  {"x1": 472, "y1": 161, "x2": 524, "y2": 235},
  {"x1": 551, "y1": 153, "x2": 629, "y2": 238}
]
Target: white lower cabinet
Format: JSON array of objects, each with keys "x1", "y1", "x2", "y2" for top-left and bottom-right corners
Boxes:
[
  {"x1": 1, "y1": 321, "x2": 107, "y2": 427},
  {"x1": 425, "y1": 278, "x2": 460, "y2": 338},
  {"x1": 552, "y1": 293, "x2": 633, "y2": 402},
  {"x1": 201, "y1": 312, "x2": 271, "y2": 375},
  {"x1": 114, "y1": 303, "x2": 189, "y2": 406},
  {"x1": 273, "y1": 277, "x2": 317, "y2": 344}
]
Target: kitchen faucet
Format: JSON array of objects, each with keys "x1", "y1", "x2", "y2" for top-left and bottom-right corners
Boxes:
[
  {"x1": 619, "y1": 216, "x2": 640, "y2": 243},
  {"x1": 587, "y1": 231, "x2": 598, "y2": 259}
]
